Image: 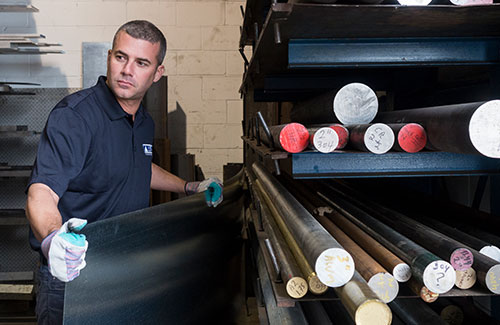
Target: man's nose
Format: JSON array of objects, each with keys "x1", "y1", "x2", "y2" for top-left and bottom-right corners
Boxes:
[{"x1": 121, "y1": 61, "x2": 133, "y2": 75}]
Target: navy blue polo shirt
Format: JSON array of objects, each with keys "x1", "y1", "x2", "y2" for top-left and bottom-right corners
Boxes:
[{"x1": 28, "y1": 76, "x2": 154, "y2": 251}]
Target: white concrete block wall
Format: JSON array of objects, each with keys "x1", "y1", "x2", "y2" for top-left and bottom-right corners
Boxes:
[{"x1": 0, "y1": 0, "x2": 246, "y2": 179}]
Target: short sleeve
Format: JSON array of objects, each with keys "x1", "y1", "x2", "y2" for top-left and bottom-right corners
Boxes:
[{"x1": 27, "y1": 107, "x2": 92, "y2": 198}]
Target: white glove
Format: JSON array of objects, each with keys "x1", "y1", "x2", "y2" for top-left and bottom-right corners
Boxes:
[
  {"x1": 41, "y1": 218, "x2": 88, "y2": 282},
  {"x1": 185, "y1": 177, "x2": 224, "y2": 207},
  {"x1": 198, "y1": 177, "x2": 223, "y2": 207}
]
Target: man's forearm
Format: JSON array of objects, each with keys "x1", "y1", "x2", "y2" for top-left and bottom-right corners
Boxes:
[
  {"x1": 151, "y1": 163, "x2": 187, "y2": 193},
  {"x1": 26, "y1": 183, "x2": 63, "y2": 242}
]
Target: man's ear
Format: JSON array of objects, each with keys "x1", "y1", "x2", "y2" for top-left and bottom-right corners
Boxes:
[{"x1": 153, "y1": 65, "x2": 165, "y2": 82}]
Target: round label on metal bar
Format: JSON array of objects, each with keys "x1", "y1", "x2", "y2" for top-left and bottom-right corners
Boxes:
[
  {"x1": 479, "y1": 246, "x2": 500, "y2": 262},
  {"x1": 368, "y1": 272, "x2": 399, "y2": 303},
  {"x1": 450, "y1": 248, "x2": 474, "y2": 271},
  {"x1": 333, "y1": 83, "x2": 378, "y2": 125},
  {"x1": 486, "y1": 264, "x2": 500, "y2": 294},
  {"x1": 308, "y1": 274, "x2": 328, "y2": 295},
  {"x1": 398, "y1": 123, "x2": 427, "y2": 153},
  {"x1": 286, "y1": 277, "x2": 308, "y2": 299},
  {"x1": 312, "y1": 127, "x2": 339, "y2": 153},
  {"x1": 279, "y1": 123, "x2": 309, "y2": 153},
  {"x1": 315, "y1": 248, "x2": 355, "y2": 287},
  {"x1": 420, "y1": 286, "x2": 439, "y2": 303},
  {"x1": 455, "y1": 268, "x2": 476, "y2": 290},
  {"x1": 469, "y1": 100, "x2": 500, "y2": 158},
  {"x1": 364, "y1": 123, "x2": 394, "y2": 154},
  {"x1": 423, "y1": 260, "x2": 456, "y2": 294},
  {"x1": 393, "y1": 263, "x2": 411, "y2": 282}
]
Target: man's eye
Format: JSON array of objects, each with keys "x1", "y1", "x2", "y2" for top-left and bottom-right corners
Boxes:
[
  {"x1": 137, "y1": 61, "x2": 148, "y2": 67},
  {"x1": 116, "y1": 55, "x2": 124, "y2": 60}
]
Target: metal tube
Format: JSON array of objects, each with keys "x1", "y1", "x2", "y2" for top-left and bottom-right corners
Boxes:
[
  {"x1": 374, "y1": 100, "x2": 500, "y2": 158},
  {"x1": 252, "y1": 162, "x2": 355, "y2": 288},
  {"x1": 257, "y1": 188, "x2": 309, "y2": 298},
  {"x1": 346, "y1": 123, "x2": 395, "y2": 154},
  {"x1": 291, "y1": 83, "x2": 378, "y2": 125},
  {"x1": 314, "y1": 185, "x2": 456, "y2": 294},
  {"x1": 254, "y1": 181, "x2": 327, "y2": 295}
]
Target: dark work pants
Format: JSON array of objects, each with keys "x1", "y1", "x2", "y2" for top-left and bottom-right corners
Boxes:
[{"x1": 36, "y1": 265, "x2": 65, "y2": 325}]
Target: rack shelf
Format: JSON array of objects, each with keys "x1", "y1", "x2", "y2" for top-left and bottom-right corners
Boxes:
[
  {"x1": 240, "y1": 3, "x2": 500, "y2": 91},
  {"x1": 0, "y1": 5, "x2": 38, "y2": 13},
  {"x1": 244, "y1": 136, "x2": 500, "y2": 178},
  {"x1": 0, "y1": 166, "x2": 32, "y2": 178}
]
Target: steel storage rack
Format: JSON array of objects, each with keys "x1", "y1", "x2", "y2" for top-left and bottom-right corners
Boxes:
[
  {"x1": 238, "y1": 1, "x2": 500, "y2": 323},
  {"x1": 0, "y1": 5, "x2": 64, "y2": 320}
]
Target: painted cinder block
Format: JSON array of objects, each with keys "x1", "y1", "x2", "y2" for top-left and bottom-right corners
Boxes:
[{"x1": 176, "y1": 2, "x2": 224, "y2": 27}]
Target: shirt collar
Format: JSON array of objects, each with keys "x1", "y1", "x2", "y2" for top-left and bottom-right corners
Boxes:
[{"x1": 93, "y1": 76, "x2": 146, "y2": 123}]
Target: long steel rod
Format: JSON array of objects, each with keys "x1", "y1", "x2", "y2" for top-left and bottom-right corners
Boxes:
[
  {"x1": 334, "y1": 271, "x2": 392, "y2": 325},
  {"x1": 415, "y1": 215, "x2": 500, "y2": 263},
  {"x1": 388, "y1": 123, "x2": 427, "y2": 153},
  {"x1": 254, "y1": 181, "x2": 327, "y2": 295},
  {"x1": 324, "y1": 182, "x2": 475, "y2": 272},
  {"x1": 307, "y1": 127, "x2": 339, "y2": 153},
  {"x1": 259, "y1": 123, "x2": 310, "y2": 153},
  {"x1": 313, "y1": 185, "x2": 456, "y2": 294},
  {"x1": 287, "y1": 179, "x2": 411, "y2": 284},
  {"x1": 346, "y1": 123, "x2": 395, "y2": 154},
  {"x1": 252, "y1": 162, "x2": 355, "y2": 288},
  {"x1": 291, "y1": 83, "x2": 378, "y2": 125},
  {"x1": 324, "y1": 182, "x2": 500, "y2": 294},
  {"x1": 374, "y1": 100, "x2": 500, "y2": 158},
  {"x1": 256, "y1": 187, "x2": 309, "y2": 298},
  {"x1": 318, "y1": 215, "x2": 399, "y2": 303},
  {"x1": 406, "y1": 277, "x2": 439, "y2": 303},
  {"x1": 389, "y1": 298, "x2": 445, "y2": 325}
]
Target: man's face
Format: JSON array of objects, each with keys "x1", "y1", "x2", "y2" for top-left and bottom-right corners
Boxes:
[{"x1": 106, "y1": 31, "x2": 164, "y2": 108}]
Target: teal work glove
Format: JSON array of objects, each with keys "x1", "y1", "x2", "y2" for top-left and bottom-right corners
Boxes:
[
  {"x1": 185, "y1": 177, "x2": 224, "y2": 207},
  {"x1": 41, "y1": 218, "x2": 88, "y2": 282}
]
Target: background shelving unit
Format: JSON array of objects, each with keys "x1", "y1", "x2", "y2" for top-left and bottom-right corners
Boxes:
[{"x1": 240, "y1": 1, "x2": 500, "y2": 323}]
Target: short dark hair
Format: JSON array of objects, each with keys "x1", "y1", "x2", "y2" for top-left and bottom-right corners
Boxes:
[{"x1": 113, "y1": 20, "x2": 167, "y2": 66}]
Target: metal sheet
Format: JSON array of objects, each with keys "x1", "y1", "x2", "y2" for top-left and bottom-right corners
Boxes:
[
  {"x1": 82, "y1": 42, "x2": 110, "y2": 89},
  {"x1": 64, "y1": 173, "x2": 244, "y2": 325}
]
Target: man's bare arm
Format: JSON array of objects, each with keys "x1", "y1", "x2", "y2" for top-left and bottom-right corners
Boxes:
[
  {"x1": 151, "y1": 163, "x2": 186, "y2": 193},
  {"x1": 26, "y1": 183, "x2": 63, "y2": 242}
]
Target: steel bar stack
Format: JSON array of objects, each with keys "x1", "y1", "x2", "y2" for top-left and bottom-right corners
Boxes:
[{"x1": 250, "y1": 162, "x2": 393, "y2": 325}]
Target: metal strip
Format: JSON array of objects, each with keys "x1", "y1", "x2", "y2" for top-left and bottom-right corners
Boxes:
[{"x1": 289, "y1": 38, "x2": 500, "y2": 68}]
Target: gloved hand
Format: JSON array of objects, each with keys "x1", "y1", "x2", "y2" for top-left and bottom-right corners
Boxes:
[
  {"x1": 185, "y1": 177, "x2": 224, "y2": 207},
  {"x1": 41, "y1": 218, "x2": 88, "y2": 282}
]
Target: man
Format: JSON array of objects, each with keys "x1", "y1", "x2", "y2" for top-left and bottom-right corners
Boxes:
[{"x1": 25, "y1": 20, "x2": 222, "y2": 324}]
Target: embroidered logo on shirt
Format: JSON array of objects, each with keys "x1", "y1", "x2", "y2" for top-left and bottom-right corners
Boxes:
[{"x1": 142, "y1": 144, "x2": 153, "y2": 156}]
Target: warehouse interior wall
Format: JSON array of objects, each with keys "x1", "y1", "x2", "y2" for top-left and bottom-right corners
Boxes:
[{"x1": 0, "y1": 0, "x2": 247, "y2": 180}]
